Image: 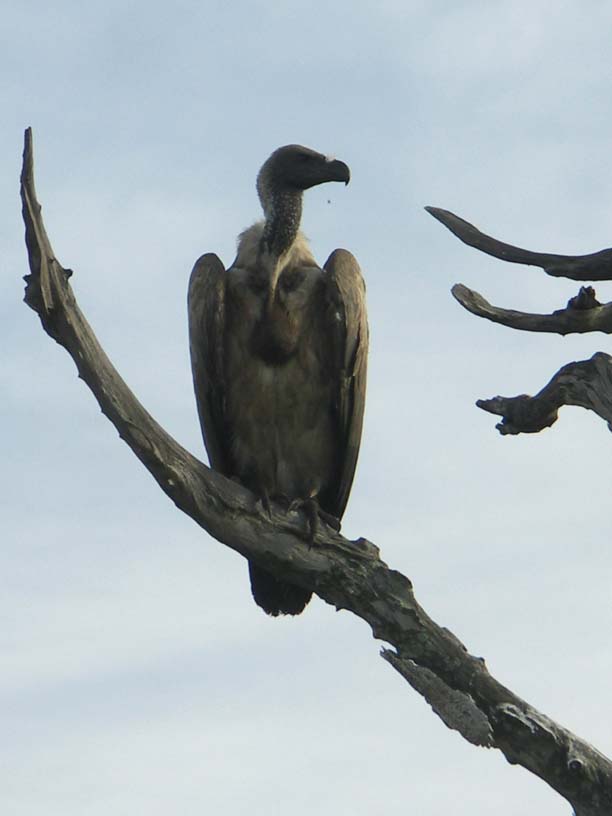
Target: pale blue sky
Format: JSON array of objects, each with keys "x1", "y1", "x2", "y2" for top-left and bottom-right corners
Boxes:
[{"x1": 4, "y1": 2, "x2": 612, "y2": 814}]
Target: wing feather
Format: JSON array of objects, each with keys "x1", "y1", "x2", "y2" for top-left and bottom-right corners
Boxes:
[
  {"x1": 187, "y1": 253, "x2": 230, "y2": 474},
  {"x1": 321, "y1": 248, "x2": 368, "y2": 519}
]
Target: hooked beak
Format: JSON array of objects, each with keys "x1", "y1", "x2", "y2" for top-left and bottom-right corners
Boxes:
[{"x1": 325, "y1": 157, "x2": 350, "y2": 186}]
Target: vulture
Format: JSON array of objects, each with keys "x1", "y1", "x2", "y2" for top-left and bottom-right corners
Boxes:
[{"x1": 188, "y1": 145, "x2": 368, "y2": 616}]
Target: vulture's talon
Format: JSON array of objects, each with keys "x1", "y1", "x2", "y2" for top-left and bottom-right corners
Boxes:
[
  {"x1": 318, "y1": 508, "x2": 341, "y2": 532},
  {"x1": 255, "y1": 489, "x2": 273, "y2": 519},
  {"x1": 288, "y1": 498, "x2": 341, "y2": 543}
]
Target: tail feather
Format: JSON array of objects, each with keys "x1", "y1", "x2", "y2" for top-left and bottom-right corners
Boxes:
[{"x1": 248, "y1": 562, "x2": 312, "y2": 616}]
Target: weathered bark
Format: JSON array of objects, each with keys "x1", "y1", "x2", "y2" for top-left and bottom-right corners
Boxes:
[
  {"x1": 426, "y1": 206, "x2": 612, "y2": 281},
  {"x1": 426, "y1": 205, "x2": 612, "y2": 440},
  {"x1": 452, "y1": 282, "x2": 612, "y2": 336},
  {"x1": 477, "y1": 353, "x2": 612, "y2": 436},
  {"x1": 21, "y1": 128, "x2": 612, "y2": 815}
]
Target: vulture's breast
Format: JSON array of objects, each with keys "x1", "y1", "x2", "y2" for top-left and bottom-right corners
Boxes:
[{"x1": 224, "y1": 265, "x2": 336, "y2": 498}]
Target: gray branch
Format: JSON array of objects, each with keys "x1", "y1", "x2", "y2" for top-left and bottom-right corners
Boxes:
[
  {"x1": 452, "y1": 283, "x2": 612, "y2": 336},
  {"x1": 477, "y1": 353, "x2": 612, "y2": 436},
  {"x1": 21, "y1": 128, "x2": 612, "y2": 815},
  {"x1": 427, "y1": 207, "x2": 612, "y2": 439},
  {"x1": 426, "y1": 206, "x2": 612, "y2": 281}
]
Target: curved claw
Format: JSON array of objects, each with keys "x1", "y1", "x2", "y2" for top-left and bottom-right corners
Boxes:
[
  {"x1": 254, "y1": 488, "x2": 273, "y2": 519},
  {"x1": 288, "y1": 498, "x2": 341, "y2": 542}
]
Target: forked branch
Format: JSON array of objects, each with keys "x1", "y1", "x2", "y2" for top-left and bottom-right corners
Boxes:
[
  {"x1": 452, "y1": 283, "x2": 612, "y2": 335},
  {"x1": 477, "y1": 353, "x2": 612, "y2": 435},
  {"x1": 21, "y1": 129, "x2": 612, "y2": 815},
  {"x1": 426, "y1": 205, "x2": 612, "y2": 435}
]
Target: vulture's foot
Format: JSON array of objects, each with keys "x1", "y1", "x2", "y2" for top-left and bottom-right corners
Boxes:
[
  {"x1": 254, "y1": 491, "x2": 341, "y2": 541},
  {"x1": 254, "y1": 490, "x2": 295, "y2": 519},
  {"x1": 229, "y1": 477, "x2": 274, "y2": 518},
  {"x1": 254, "y1": 488, "x2": 273, "y2": 519},
  {"x1": 288, "y1": 498, "x2": 341, "y2": 543}
]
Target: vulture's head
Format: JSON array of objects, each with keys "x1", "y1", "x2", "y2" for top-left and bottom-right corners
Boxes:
[{"x1": 257, "y1": 145, "x2": 350, "y2": 200}]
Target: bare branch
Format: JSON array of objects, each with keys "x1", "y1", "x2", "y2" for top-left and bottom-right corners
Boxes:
[
  {"x1": 452, "y1": 282, "x2": 612, "y2": 335},
  {"x1": 426, "y1": 206, "x2": 612, "y2": 281},
  {"x1": 477, "y1": 353, "x2": 612, "y2": 436},
  {"x1": 21, "y1": 128, "x2": 612, "y2": 816}
]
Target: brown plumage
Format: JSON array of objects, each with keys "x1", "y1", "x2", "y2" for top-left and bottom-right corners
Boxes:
[{"x1": 188, "y1": 145, "x2": 368, "y2": 616}]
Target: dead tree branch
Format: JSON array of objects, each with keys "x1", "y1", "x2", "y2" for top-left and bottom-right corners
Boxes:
[
  {"x1": 452, "y1": 283, "x2": 612, "y2": 335},
  {"x1": 477, "y1": 353, "x2": 612, "y2": 435},
  {"x1": 426, "y1": 206, "x2": 612, "y2": 281},
  {"x1": 21, "y1": 128, "x2": 612, "y2": 815},
  {"x1": 426, "y1": 206, "x2": 612, "y2": 438}
]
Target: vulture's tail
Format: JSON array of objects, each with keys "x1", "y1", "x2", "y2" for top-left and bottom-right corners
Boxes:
[{"x1": 248, "y1": 562, "x2": 312, "y2": 616}]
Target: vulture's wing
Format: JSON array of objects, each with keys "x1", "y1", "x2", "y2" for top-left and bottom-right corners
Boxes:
[
  {"x1": 321, "y1": 248, "x2": 368, "y2": 519},
  {"x1": 187, "y1": 253, "x2": 230, "y2": 474}
]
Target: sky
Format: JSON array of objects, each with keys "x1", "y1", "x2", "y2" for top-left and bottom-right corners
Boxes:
[{"x1": 3, "y1": 2, "x2": 612, "y2": 813}]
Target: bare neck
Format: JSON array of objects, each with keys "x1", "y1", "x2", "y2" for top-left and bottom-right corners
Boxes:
[{"x1": 258, "y1": 176, "x2": 304, "y2": 260}]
